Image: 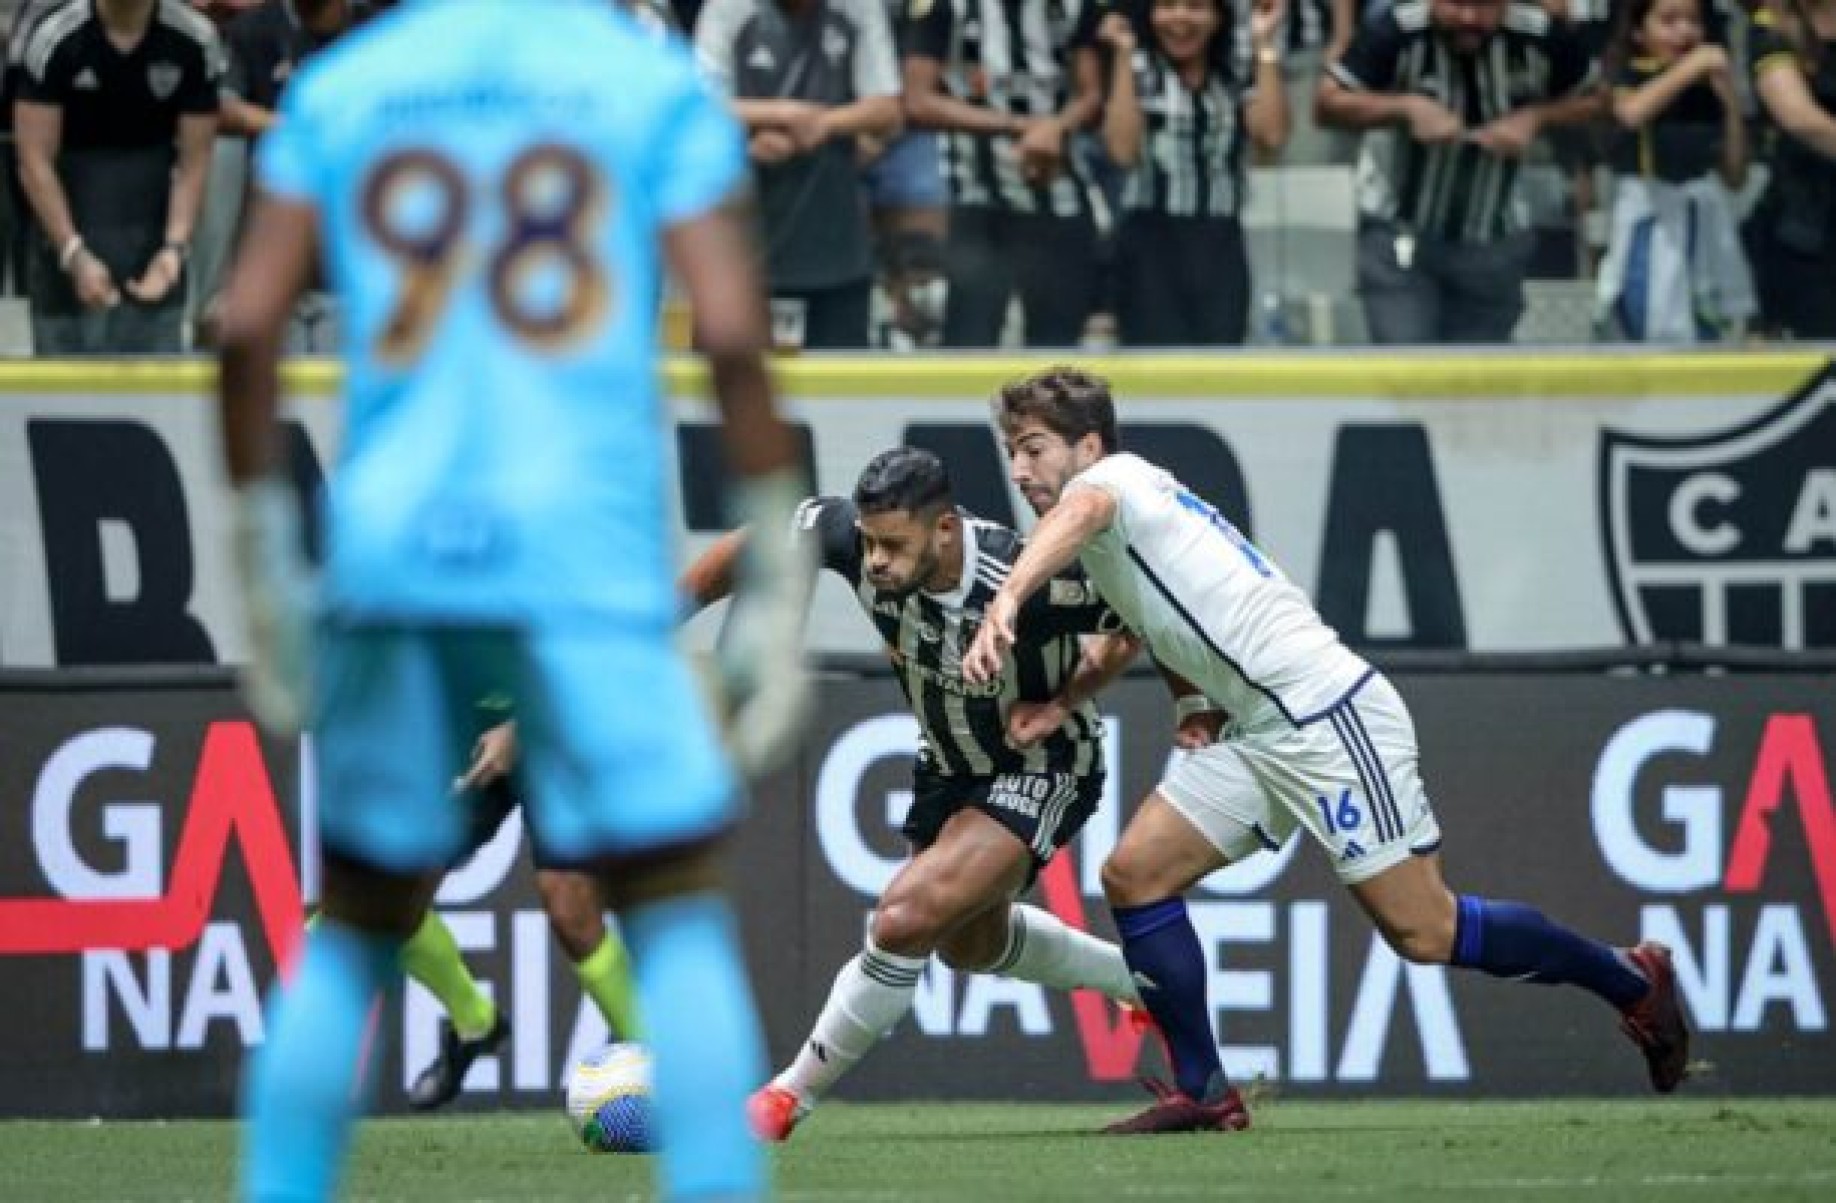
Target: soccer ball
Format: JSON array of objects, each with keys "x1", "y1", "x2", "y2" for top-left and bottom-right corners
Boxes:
[{"x1": 563, "y1": 1041, "x2": 656, "y2": 1154}]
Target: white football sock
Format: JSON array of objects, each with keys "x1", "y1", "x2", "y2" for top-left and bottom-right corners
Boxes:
[
  {"x1": 990, "y1": 903, "x2": 1139, "y2": 1004},
  {"x1": 775, "y1": 934, "x2": 926, "y2": 1104}
]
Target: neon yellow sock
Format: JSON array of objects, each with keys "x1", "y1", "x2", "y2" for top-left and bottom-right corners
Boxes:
[
  {"x1": 577, "y1": 932, "x2": 642, "y2": 1040},
  {"x1": 400, "y1": 911, "x2": 497, "y2": 1039}
]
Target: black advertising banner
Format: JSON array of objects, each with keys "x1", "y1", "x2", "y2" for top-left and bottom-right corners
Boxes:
[{"x1": 1, "y1": 670, "x2": 1831, "y2": 1116}]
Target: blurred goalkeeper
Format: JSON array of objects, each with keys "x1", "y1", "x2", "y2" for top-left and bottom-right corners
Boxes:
[{"x1": 212, "y1": 2, "x2": 810, "y2": 1199}]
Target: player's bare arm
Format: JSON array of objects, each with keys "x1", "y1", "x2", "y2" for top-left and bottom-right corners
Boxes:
[
  {"x1": 454, "y1": 722, "x2": 519, "y2": 794},
  {"x1": 216, "y1": 194, "x2": 319, "y2": 482},
  {"x1": 665, "y1": 196, "x2": 797, "y2": 478},
  {"x1": 963, "y1": 486, "x2": 1117, "y2": 683},
  {"x1": 1007, "y1": 630, "x2": 1140, "y2": 749},
  {"x1": 214, "y1": 195, "x2": 322, "y2": 734}
]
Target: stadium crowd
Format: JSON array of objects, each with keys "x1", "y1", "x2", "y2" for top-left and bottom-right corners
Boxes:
[{"x1": 0, "y1": 0, "x2": 1832, "y2": 355}]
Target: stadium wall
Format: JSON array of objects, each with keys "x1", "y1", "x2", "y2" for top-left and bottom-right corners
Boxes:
[
  {"x1": 1, "y1": 351, "x2": 1832, "y2": 668},
  {"x1": 1, "y1": 665, "x2": 1831, "y2": 1116}
]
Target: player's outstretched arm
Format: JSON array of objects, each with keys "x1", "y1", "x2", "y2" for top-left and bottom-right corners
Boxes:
[
  {"x1": 215, "y1": 194, "x2": 321, "y2": 735},
  {"x1": 964, "y1": 488, "x2": 1117, "y2": 684}
]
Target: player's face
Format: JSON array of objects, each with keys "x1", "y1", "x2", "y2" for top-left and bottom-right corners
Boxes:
[
  {"x1": 1005, "y1": 420, "x2": 1095, "y2": 516},
  {"x1": 858, "y1": 507, "x2": 955, "y2": 596}
]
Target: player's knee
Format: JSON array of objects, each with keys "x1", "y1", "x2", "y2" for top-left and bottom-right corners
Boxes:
[
  {"x1": 936, "y1": 918, "x2": 1006, "y2": 973},
  {"x1": 870, "y1": 894, "x2": 946, "y2": 959},
  {"x1": 537, "y1": 874, "x2": 606, "y2": 962},
  {"x1": 598, "y1": 840, "x2": 725, "y2": 914},
  {"x1": 1380, "y1": 914, "x2": 1456, "y2": 965},
  {"x1": 1099, "y1": 850, "x2": 1165, "y2": 909}
]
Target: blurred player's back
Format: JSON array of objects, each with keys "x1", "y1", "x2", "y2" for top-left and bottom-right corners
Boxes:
[
  {"x1": 228, "y1": 5, "x2": 809, "y2": 1202},
  {"x1": 266, "y1": 0, "x2": 730, "y2": 623}
]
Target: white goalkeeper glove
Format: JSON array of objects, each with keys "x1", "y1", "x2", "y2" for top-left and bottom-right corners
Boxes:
[
  {"x1": 230, "y1": 477, "x2": 315, "y2": 735},
  {"x1": 715, "y1": 468, "x2": 816, "y2": 778}
]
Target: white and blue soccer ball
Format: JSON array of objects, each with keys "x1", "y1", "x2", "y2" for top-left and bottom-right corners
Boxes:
[{"x1": 563, "y1": 1041, "x2": 655, "y2": 1154}]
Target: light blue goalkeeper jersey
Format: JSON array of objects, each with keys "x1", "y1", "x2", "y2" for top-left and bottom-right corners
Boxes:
[{"x1": 257, "y1": 0, "x2": 744, "y2": 626}]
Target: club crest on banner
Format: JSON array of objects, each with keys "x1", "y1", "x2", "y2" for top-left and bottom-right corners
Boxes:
[{"x1": 1601, "y1": 365, "x2": 1836, "y2": 650}]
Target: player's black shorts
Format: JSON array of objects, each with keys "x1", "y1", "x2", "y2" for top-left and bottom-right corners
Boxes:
[{"x1": 903, "y1": 768, "x2": 1104, "y2": 881}]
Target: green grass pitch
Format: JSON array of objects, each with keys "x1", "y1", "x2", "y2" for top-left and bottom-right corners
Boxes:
[{"x1": 5, "y1": 1100, "x2": 1835, "y2": 1201}]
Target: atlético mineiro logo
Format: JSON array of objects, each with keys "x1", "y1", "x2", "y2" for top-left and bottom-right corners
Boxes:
[{"x1": 1601, "y1": 364, "x2": 1836, "y2": 650}]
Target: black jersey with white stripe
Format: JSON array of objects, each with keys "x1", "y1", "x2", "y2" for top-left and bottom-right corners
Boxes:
[
  {"x1": 16, "y1": 0, "x2": 223, "y2": 150},
  {"x1": 1328, "y1": 0, "x2": 1593, "y2": 242},
  {"x1": 904, "y1": 0, "x2": 1094, "y2": 216},
  {"x1": 1115, "y1": 49, "x2": 1251, "y2": 218},
  {"x1": 797, "y1": 495, "x2": 1114, "y2": 777}
]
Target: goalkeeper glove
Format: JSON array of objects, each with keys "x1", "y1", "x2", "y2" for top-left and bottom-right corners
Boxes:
[
  {"x1": 229, "y1": 477, "x2": 315, "y2": 735},
  {"x1": 714, "y1": 468, "x2": 816, "y2": 777}
]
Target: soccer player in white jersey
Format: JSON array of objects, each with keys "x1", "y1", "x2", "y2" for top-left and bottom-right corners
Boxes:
[
  {"x1": 215, "y1": 2, "x2": 808, "y2": 1199},
  {"x1": 963, "y1": 366, "x2": 1690, "y2": 1134}
]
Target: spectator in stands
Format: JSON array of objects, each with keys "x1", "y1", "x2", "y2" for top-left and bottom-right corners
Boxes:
[
  {"x1": 696, "y1": 0, "x2": 902, "y2": 349},
  {"x1": 904, "y1": 0, "x2": 1105, "y2": 347},
  {"x1": 1596, "y1": 0, "x2": 1754, "y2": 341},
  {"x1": 218, "y1": 0, "x2": 378, "y2": 138},
  {"x1": 1315, "y1": 0, "x2": 1603, "y2": 344},
  {"x1": 0, "y1": 1, "x2": 75, "y2": 304},
  {"x1": 207, "y1": 0, "x2": 381, "y2": 351},
  {"x1": 1099, "y1": 0, "x2": 1290, "y2": 344},
  {"x1": 1745, "y1": 0, "x2": 1836, "y2": 339},
  {"x1": 14, "y1": 0, "x2": 223, "y2": 354}
]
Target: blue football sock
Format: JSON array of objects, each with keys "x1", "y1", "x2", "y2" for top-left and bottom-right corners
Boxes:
[
  {"x1": 241, "y1": 921, "x2": 398, "y2": 1203},
  {"x1": 1452, "y1": 895, "x2": 1648, "y2": 1010},
  {"x1": 622, "y1": 893, "x2": 767, "y2": 1202},
  {"x1": 1112, "y1": 898, "x2": 1227, "y2": 1101}
]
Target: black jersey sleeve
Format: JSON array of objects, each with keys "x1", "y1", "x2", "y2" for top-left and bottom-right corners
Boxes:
[
  {"x1": 792, "y1": 495, "x2": 865, "y2": 583},
  {"x1": 903, "y1": 0, "x2": 953, "y2": 61},
  {"x1": 1014, "y1": 569, "x2": 1126, "y2": 640},
  {"x1": 1542, "y1": 15, "x2": 1595, "y2": 99},
  {"x1": 1328, "y1": 11, "x2": 1405, "y2": 92},
  {"x1": 14, "y1": 17, "x2": 74, "y2": 104},
  {"x1": 178, "y1": 29, "x2": 227, "y2": 115}
]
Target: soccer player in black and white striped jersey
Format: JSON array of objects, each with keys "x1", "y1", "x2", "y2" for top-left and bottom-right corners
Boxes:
[
  {"x1": 903, "y1": 0, "x2": 1107, "y2": 346},
  {"x1": 683, "y1": 446, "x2": 1223, "y2": 1141},
  {"x1": 1314, "y1": 0, "x2": 1603, "y2": 343}
]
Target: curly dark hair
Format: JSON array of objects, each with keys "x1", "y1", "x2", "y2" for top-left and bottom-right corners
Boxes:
[{"x1": 991, "y1": 366, "x2": 1120, "y2": 454}]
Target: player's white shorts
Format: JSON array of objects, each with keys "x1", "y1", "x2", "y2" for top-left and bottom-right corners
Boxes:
[{"x1": 1158, "y1": 671, "x2": 1441, "y2": 884}]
